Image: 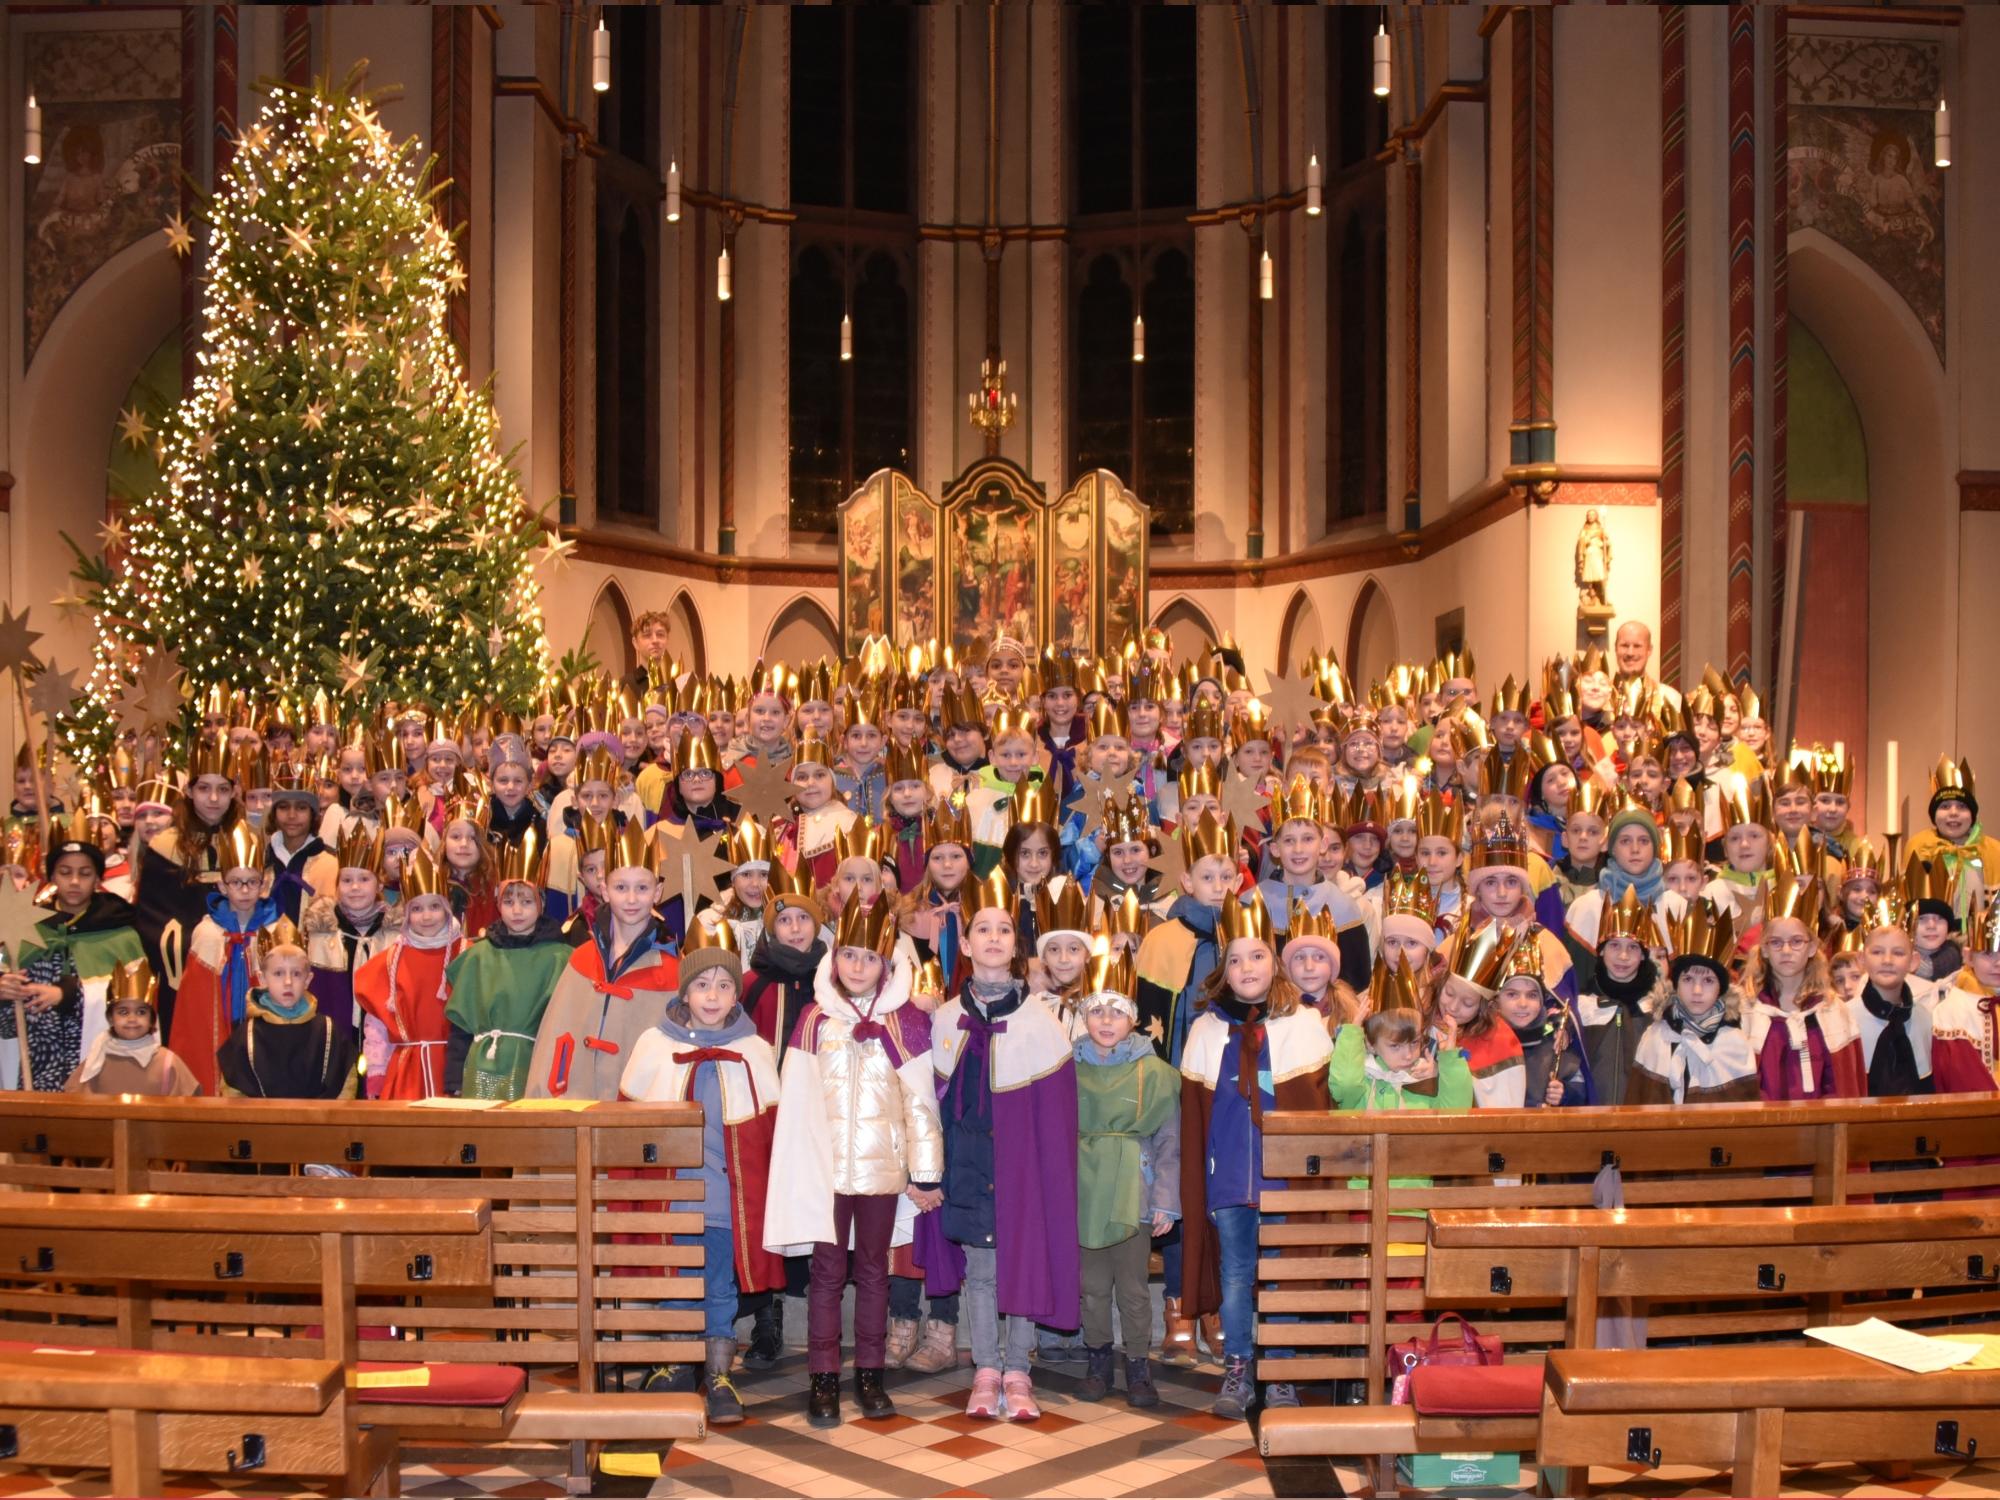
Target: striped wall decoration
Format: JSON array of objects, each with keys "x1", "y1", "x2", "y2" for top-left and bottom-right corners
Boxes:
[
  {"x1": 431, "y1": 6, "x2": 474, "y2": 359},
  {"x1": 283, "y1": 7, "x2": 311, "y2": 88},
  {"x1": 1406, "y1": 156, "x2": 1423, "y2": 512},
  {"x1": 1769, "y1": 8, "x2": 1790, "y2": 676},
  {"x1": 213, "y1": 5, "x2": 237, "y2": 179},
  {"x1": 1660, "y1": 5, "x2": 1688, "y2": 686},
  {"x1": 180, "y1": 4, "x2": 200, "y2": 389},
  {"x1": 1726, "y1": 3, "x2": 1756, "y2": 686}
]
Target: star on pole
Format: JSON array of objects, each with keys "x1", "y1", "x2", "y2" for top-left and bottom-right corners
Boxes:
[
  {"x1": 163, "y1": 212, "x2": 195, "y2": 257},
  {"x1": 729, "y1": 753, "x2": 797, "y2": 823},
  {"x1": 651, "y1": 818, "x2": 734, "y2": 914},
  {"x1": 111, "y1": 650, "x2": 187, "y2": 736},
  {"x1": 1146, "y1": 826, "x2": 1189, "y2": 892},
  {"x1": 0, "y1": 604, "x2": 44, "y2": 679},
  {"x1": 1218, "y1": 771, "x2": 1272, "y2": 831},
  {"x1": 0, "y1": 884, "x2": 58, "y2": 967},
  {"x1": 24, "y1": 663, "x2": 81, "y2": 722},
  {"x1": 1261, "y1": 665, "x2": 1328, "y2": 737},
  {"x1": 116, "y1": 406, "x2": 153, "y2": 451}
]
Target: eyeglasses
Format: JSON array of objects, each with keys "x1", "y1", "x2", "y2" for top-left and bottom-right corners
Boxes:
[{"x1": 1763, "y1": 936, "x2": 1811, "y2": 952}]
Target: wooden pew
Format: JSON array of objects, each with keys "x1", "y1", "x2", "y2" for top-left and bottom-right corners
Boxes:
[
  {"x1": 1253, "y1": 1095, "x2": 2000, "y2": 1492},
  {"x1": 0, "y1": 1348, "x2": 397, "y2": 1498},
  {"x1": 0, "y1": 1095, "x2": 710, "y2": 1488},
  {"x1": 1539, "y1": 1346, "x2": 2000, "y2": 1498}
]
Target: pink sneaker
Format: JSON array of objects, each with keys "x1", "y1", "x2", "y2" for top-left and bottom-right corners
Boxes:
[
  {"x1": 1002, "y1": 1370, "x2": 1041, "y2": 1421},
  {"x1": 966, "y1": 1366, "x2": 1003, "y2": 1419}
]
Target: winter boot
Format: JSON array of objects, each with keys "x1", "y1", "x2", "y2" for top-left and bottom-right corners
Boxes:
[
  {"x1": 807, "y1": 1371, "x2": 841, "y2": 1428},
  {"x1": 1160, "y1": 1297, "x2": 1197, "y2": 1367},
  {"x1": 1078, "y1": 1344, "x2": 1115, "y2": 1401},
  {"x1": 1213, "y1": 1355, "x2": 1254, "y2": 1420},
  {"x1": 854, "y1": 1366, "x2": 896, "y2": 1420},
  {"x1": 703, "y1": 1338, "x2": 745, "y2": 1426},
  {"x1": 905, "y1": 1316, "x2": 962, "y2": 1373},
  {"x1": 1197, "y1": 1312, "x2": 1224, "y2": 1359},
  {"x1": 1125, "y1": 1355, "x2": 1160, "y2": 1409},
  {"x1": 884, "y1": 1317, "x2": 920, "y2": 1369},
  {"x1": 743, "y1": 1295, "x2": 784, "y2": 1371}
]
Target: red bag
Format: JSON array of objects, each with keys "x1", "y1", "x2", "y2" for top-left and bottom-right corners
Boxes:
[{"x1": 1386, "y1": 1314, "x2": 1505, "y2": 1405}]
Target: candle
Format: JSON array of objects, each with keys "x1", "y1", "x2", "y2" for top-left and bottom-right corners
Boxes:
[{"x1": 1885, "y1": 739, "x2": 1899, "y2": 836}]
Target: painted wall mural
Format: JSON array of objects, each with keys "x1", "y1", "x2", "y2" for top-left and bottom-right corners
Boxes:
[
  {"x1": 22, "y1": 27, "x2": 182, "y2": 366},
  {"x1": 1785, "y1": 33, "x2": 1946, "y2": 360}
]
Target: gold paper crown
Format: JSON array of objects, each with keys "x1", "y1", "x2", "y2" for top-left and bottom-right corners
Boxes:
[
  {"x1": 401, "y1": 844, "x2": 451, "y2": 901},
  {"x1": 1085, "y1": 698, "x2": 1129, "y2": 741},
  {"x1": 1718, "y1": 772, "x2": 1772, "y2": 832},
  {"x1": 1039, "y1": 650, "x2": 1082, "y2": 692},
  {"x1": 1381, "y1": 868, "x2": 1439, "y2": 928},
  {"x1": 842, "y1": 691, "x2": 882, "y2": 734},
  {"x1": 1466, "y1": 815, "x2": 1529, "y2": 873},
  {"x1": 1666, "y1": 897, "x2": 1736, "y2": 967},
  {"x1": 1368, "y1": 951, "x2": 1424, "y2": 1015},
  {"x1": 942, "y1": 684, "x2": 986, "y2": 730},
  {"x1": 186, "y1": 734, "x2": 233, "y2": 781},
  {"x1": 1660, "y1": 823, "x2": 1704, "y2": 868},
  {"x1": 1414, "y1": 790, "x2": 1464, "y2": 844},
  {"x1": 684, "y1": 910, "x2": 741, "y2": 956},
  {"x1": 575, "y1": 747, "x2": 623, "y2": 788},
  {"x1": 1100, "y1": 888, "x2": 1148, "y2": 942},
  {"x1": 1285, "y1": 899, "x2": 1340, "y2": 951},
  {"x1": 1004, "y1": 781, "x2": 1053, "y2": 832},
  {"x1": 882, "y1": 742, "x2": 927, "y2": 787},
  {"x1": 256, "y1": 914, "x2": 307, "y2": 958},
  {"x1": 926, "y1": 801, "x2": 972, "y2": 849},
  {"x1": 609, "y1": 816, "x2": 654, "y2": 874},
  {"x1": 1085, "y1": 945, "x2": 1138, "y2": 1003},
  {"x1": 1277, "y1": 775, "x2": 1319, "y2": 826},
  {"x1": 1183, "y1": 704, "x2": 1225, "y2": 745},
  {"x1": 109, "y1": 956, "x2": 158, "y2": 1007},
  {"x1": 1219, "y1": 889, "x2": 1276, "y2": 947},
  {"x1": 1178, "y1": 809, "x2": 1238, "y2": 867},
  {"x1": 1841, "y1": 837, "x2": 1884, "y2": 886},
  {"x1": 1434, "y1": 647, "x2": 1476, "y2": 683},
  {"x1": 748, "y1": 660, "x2": 795, "y2": 702},
  {"x1": 766, "y1": 856, "x2": 820, "y2": 908},
  {"x1": 1443, "y1": 919, "x2": 1517, "y2": 990},
  {"x1": 987, "y1": 707, "x2": 1035, "y2": 743},
  {"x1": 1967, "y1": 891, "x2": 2000, "y2": 956},
  {"x1": 674, "y1": 731, "x2": 722, "y2": 778},
  {"x1": 1178, "y1": 764, "x2": 1220, "y2": 802},
  {"x1": 496, "y1": 828, "x2": 549, "y2": 886},
  {"x1": 217, "y1": 821, "x2": 267, "y2": 873},
  {"x1": 1489, "y1": 675, "x2": 1530, "y2": 717},
  {"x1": 1500, "y1": 924, "x2": 1550, "y2": 983},
  {"x1": 1381, "y1": 774, "x2": 1422, "y2": 827},
  {"x1": 1567, "y1": 781, "x2": 1610, "y2": 821},
  {"x1": 1804, "y1": 744, "x2": 1853, "y2": 798},
  {"x1": 335, "y1": 823, "x2": 385, "y2": 876},
  {"x1": 1765, "y1": 865, "x2": 1824, "y2": 929},
  {"x1": 835, "y1": 817, "x2": 890, "y2": 866},
  {"x1": 378, "y1": 793, "x2": 428, "y2": 845},
  {"x1": 574, "y1": 812, "x2": 618, "y2": 861},
  {"x1": 1902, "y1": 852, "x2": 1960, "y2": 913},
  {"x1": 1828, "y1": 924, "x2": 1870, "y2": 958},
  {"x1": 792, "y1": 733, "x2": 835, "y2": 769},
  {"x1": 1476, "y1": 751, "x2": 1538, "y2": 802},
  {"x1": 725, "y1": 816, "x2": 772, "y2": 867},
  {"x1": 1037, "y1": 877, "x2": 1090, "y2": 939},
  {"x1": 1932, "y1": 755, "x2": 1975, "y2": 804},
  {"x1": 835, "y1": 894, "x2": 899, "y2": 957},
  {"x1": 1600, "y1": 885, "x2": 1663, "y2": 947},
  {"x1": 959, "y1": 871, "x2": 1016, "y2": 924}
]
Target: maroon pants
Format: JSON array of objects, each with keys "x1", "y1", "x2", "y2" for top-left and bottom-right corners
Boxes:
[{"x1": 807, "y1": 1192, "x2": 899, "y2": 1374}]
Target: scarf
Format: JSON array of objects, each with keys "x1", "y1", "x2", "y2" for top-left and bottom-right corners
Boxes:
[
  {"x1": 72, "y1": 1031, "x2": 158, "y2": 1085},
  {"x1": 1860, "y1": 982, "x2": 1924, "y2": 1096},
  {"x1": 948, "y1": 981, "x2": 1024, "y2": 1129},
  {"x1": 253, "y1": 989, "x2": 316, "y2": 1023},
  {"x1": 381, "y1": 913, "x2": 465, "y2": 1037},
  {"x1": 1215, "y1": 993, "x2": 1268, "y2": 1130},
  {"x1": 207, "y1": 892, "x2": 280, "y2": 1026},
  {"x1": 755, "y1": 935, "x2": 825, "y2": 983},
  {"x1": 1598, "y1": 859, "x2": 1666, "y2": 907},
  {"x1": 1669, "y1": 998, "x2": 1727, "y2": 1043},
  {"x1": 1599, "y1": 961, "x2": 1658, "y2": 1014},
  {"x1": 1073, "y1": 1032, "x2": 1155, "y2": 1067},
  {"x1": 1933, "y1": 823, "x2": 1987, "y2": 880}
]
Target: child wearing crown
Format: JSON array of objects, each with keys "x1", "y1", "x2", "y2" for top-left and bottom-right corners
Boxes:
[
  {"x1": 1431, "y1": 921, "x2": 1529, "y2": 1106},
  {"x1": 1258, "y1": 779, "x2": 1371, "y2": 989},
  {"x1": 544, "y1": 747, "x2": 632, "y2": 923},
  {"x1": 1625, "y1": 899, "x2": 1759, "y2": 1105},
  {"x1": 697, "y1": 815, "x2": 772, "y2": 956},
  {"x1": 924, "y1": 875, "x2": 1079, "y2": 1423},
  {"x1": 897, "y1": 807, "x2": 973, "y2": 984},
  {"x1": 1574, "y1": 889, "x2": 1669, "y2": 1105},
  {"x1": 1930, "y1": 895, "x2": 2000, "y2": 1093},
  {"x1": 64, "y1": 959, "x2": 199, "y2": 1095},
  {"x1": 765, "y1": 897, "x2": 941, "y2": 1429},
  {"x1": 1029, "y1": 879, "x2": 1094, "y2": 1041},
  {"x1": 966, "y1": 712, "x2": 1045, "y2": 878},
  {"x1": 878, "y1": 746, "x2": 932, "y2": 894},
  {"x1": 1182, "y1": 889, "x2": 1333, "y2": 1420},
  {"x1": 834, "y1": 695, "x2": 891, "y2": 820},
  {"x1": 1073, "y1": 950, "x2": 1180, "y2": 1410},
  {"x1": 266, "y1": 776, "x2": 336, "y2": 924},
  {"x1": 215, "y1": 917, "x2": 359, "y2": 1099},
  {"x1": 166, "y1": 822, "x2": 279, "y2": 1096},
  {"x1": 353, "y1": 846, "x2": 467, "y2": 1099},
  {"x1": 621, "y1": 923, "x2": 783, "y2": 1425},
  {"x1": 443, "y1": 832, "x2": 572, "y2": 1101},
  {"x1": 133, "y1": 736, "x2": 245, "y2": 1040},
  {"x1": 305, "y1": 824, "x2": 398, "y2": 1040},
  {"x1": 1907, "y1": 758, "x2": 1999, "y2": 912},
  {"x1": 1742, "y1": 871, "x2": 1866, "y2": 1100},
  {"x1": 775, "y1": 736, "x2": 858, "y2": 890}
]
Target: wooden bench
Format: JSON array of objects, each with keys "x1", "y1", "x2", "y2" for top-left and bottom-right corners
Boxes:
[
  {"x1": 0, "y1": 1095, "x2": 710, "y2": 1488},
  {"x1": 0, "y1": 1347, "x2": 397, "y2": 1498},
  {"x1": 1253, "y1": 1095, "x2": 2000, "y2": 1491},
  {"x1": 1539, "y1": 1345, "x2": 2000, "y2": 1498}
]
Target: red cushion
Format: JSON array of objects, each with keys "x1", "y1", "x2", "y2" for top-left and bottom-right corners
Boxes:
[
  {"x1": 354, "y1": 1361, "x2": 526, "y2": 1408},
  {"x1": 1409, "y1": 1363, "x2": 1543, "y2": 1417}
]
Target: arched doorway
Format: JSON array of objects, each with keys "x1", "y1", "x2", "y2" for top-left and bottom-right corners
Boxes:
[
  {"x1": 762, "y1": 595, "x2": 841, "y2": 667},
  {"x1": 1276, "y1": 590, "x2": 1325, "y2": 674},
  {"x1": 1151, "y1": 596, "x2": 1218, "y2": 666},
  {"x1": 588, "y1": 581, "x2": 636, "y2": 681}
]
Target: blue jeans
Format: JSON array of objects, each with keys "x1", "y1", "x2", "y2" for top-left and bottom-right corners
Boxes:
[
  {"x1": 1211, "y1": 1204, "x2": 1260, "y2": 1360},
  {"x1": 701, "y1": 1224, "x2": 740, "y2": 1340}
]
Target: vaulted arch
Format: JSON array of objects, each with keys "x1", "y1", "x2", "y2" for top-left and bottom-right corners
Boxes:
[
  {"x1": 1151, "y1": 595, "x2": 1217, "y2": 665},
  {"x1": 1275, "y1": 589, "x2": 1325, "y2": 675},
  {"x1": 666, "y1": 590, "x2": 706, "y2": 678},
  {"x1": 762, "y1": 594, "x2": 841, "y2": 668},
  {"x1": 1344, "y1": 577, "x2": 1398, "y2": 694},
  {"x1": 588, "y1": 579, "x2": 636, "y2": 680}
]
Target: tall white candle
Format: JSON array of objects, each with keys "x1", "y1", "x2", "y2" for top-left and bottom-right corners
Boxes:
[{"x1": 1885, "y1": 739, "x2": 1899, "y2": 836}]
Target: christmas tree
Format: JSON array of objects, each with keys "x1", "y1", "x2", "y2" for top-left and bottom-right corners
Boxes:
[{"x1": 59, "y1": 68, "x2": 553, "y2": 765}]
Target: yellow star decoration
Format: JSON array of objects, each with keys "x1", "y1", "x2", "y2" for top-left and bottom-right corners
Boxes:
[
  {"x1": 241, "y1": 555, "x2": 264, "y2": 588},
  {"x1": 234, "y1": 290, "x2": 258, "y2": 319},
  {"x1": 337, "y1": 650, "x2": 379, "y2": 698},
  {"x1": 325, "y1": 503, "x2": 353, "y2": 533},
  {"x1": 239, "y1": 121, "x2": 270, "y2": 155},
  {"x1": 301, "y1": 399, "x2": 328, "y2": 432},
  {"x1": 116, "y1": 406, "x2": 152, "y2": 451},
  {"x1": 340, "y1": 315, "x2": 368, "y2": 345},
  {"x1": 536, "y1": 533, "x2": 577, "y2": 572},
  {"x1": 443, "y1": 261, "x2": 467, "y2": 293},
  {"x1": 376, "y1": 261, "x2": 397, "y2": 295},
  {"x1": 181, "y1": 558, "x2": 199, "y2": 583},
  {"x1": 214, "y1": 383, "x2": 235, "y2": 417},
  {"x1": 0, "y1": 604, "x2": 44, "y2": 678},
  {"x1": 396, "y1": 352, "x2": 416, "y2": 392},
  {"x1": 193, "y1": 430, "x2": 217, "y2": 460},
  {"x1": 97, "y1": 516, "x2": 128, "y2": 551},
  {"x1": 163, "y1": 212, "x2": 194, "y2": 257},
  {"x1": 466, "y1": 520, "x2": 495, "y2": 553},
  {"x1": 283, "y1": 223, "x2": 315, "y2": 259}
]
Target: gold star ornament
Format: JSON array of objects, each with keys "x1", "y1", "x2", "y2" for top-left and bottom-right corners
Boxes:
[
  {"x1": 163, "y1": 213, "x2": 195, "y2": 258},
  {"x1": 117, "y1": 407, "x2": 153, "y2": 451},
  {"x1": 0, "y1": 884, "x2": 58, "y2": 967},
  {"x1": 0, "y1": 604, "x2": 44, "y2": 678}
]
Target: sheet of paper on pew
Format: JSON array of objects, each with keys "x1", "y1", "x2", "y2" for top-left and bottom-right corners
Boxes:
[
  {"x1": 407, "y1": 1096, "x2": 505, "y2": 1109},
  {"x1": 504, "y1": 1097, "x2": 596, "y2": 1111},
  {"x1": 1806, "y1": 1318, "x2": 1983, "y2": 1374},
  {"x1": 1935, "y1": 1334, "x2": 2000, "y2": 1370}
]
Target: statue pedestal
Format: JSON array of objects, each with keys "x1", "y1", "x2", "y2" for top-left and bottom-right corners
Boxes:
[{"x1": 1577, "y1": 602, "x2": 1616, "y2": 650}]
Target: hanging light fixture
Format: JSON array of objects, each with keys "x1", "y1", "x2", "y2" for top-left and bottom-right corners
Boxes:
[
  {"x1": 665, "y1": 159, "x2": 681, "y2": 222},
  {"x1": 1935, "y1": 97, "x2": 1952, "y2": 169},
  {"x1": 1259, "y1": 246, "x2": 1274, "y2": 301},
  {"x1": 1132, "y1": 312, "x2": 1146, "y2": 364},
  {"x1": 22, "y1": 92, "x2": 40, "y2": 166},
  {"x1": 1306, "y1": 152, "x2": 1323, "y2": 216},
  {"x1": 717, "y1": 243, "x2": 732, "y2": 302},
  {"x1": 1373, "y1": 18, "x2": 1392, "y2": 99},
  {"x1": 591, "y1": 15, "x2": 611, "y2": 93}
]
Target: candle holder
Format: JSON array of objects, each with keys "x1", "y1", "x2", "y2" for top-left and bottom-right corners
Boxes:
[{"x1": 967, "y1": 357, "x2": 1018, "y2": 455}]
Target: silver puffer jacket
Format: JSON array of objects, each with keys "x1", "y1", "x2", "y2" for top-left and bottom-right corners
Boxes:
[{"x1": 807, "y1": 953, "x2": 945, "y2": 1196}]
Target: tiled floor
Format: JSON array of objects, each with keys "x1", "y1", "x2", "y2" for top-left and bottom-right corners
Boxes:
[{"x1": 7, "y1": 1320, "x2": 2000, "y2": 1498}]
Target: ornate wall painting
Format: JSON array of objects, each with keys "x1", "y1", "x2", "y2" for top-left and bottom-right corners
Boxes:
[
  {"x1": 23, "y1": 28, "x2": 182, "y2": 365},
  {"x1": 1786, "y1": 34, "x2": 1945, "y2": 359},
  {"x1": 1098, "y1": 476, "x2": 1149, "y2": 653},
  {"x1": 892, "y1": 480, "x2": 938, "y2": 648},
  {"x1": 942, "y1": 460, "x2": 1045, "y2": 657},
  {"x1": 1049, "y1": 485, "x2": 1096, "y2": 653},
  {"x1": 839, "y1": 472, "x2": 887, "y2": 648}
]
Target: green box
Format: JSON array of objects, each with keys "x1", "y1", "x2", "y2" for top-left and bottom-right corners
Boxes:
[{"x1": 1396, "y1": 1451, "x2": 1523, "y2": 1489}]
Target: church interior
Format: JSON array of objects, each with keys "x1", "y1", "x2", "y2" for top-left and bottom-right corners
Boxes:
[{"x1": 0, "y1": 2, "x2": 1997, "y2": 1498}]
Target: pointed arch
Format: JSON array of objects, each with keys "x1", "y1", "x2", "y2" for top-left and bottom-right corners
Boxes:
[
  {"x1": 666, "y1": 590, "x2": 706, "y2": 678},
  {"x1": 1344, "y1": 577, "x2": 1398, "y2": 693},
  {"x1": 762, "y1": 594, "x2": 842, "y2": 667},
  {"x1": 589, "y1": 579, "x2": 636, "y2": 680},
  {"x1": 1151, "y1": 595, "x2": 1217, "y2": 665},
  {"x1": 1275, "y1": 589, "x2": 1325, "y2": 675}
]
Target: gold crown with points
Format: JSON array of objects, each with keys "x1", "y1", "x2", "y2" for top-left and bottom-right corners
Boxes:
[
  {"x1": 1037, "y1": 877, "x2": 1090, "y2": 939},
  {"x1": 959, "y1": 871, "x2": 1016, "y2": 924},
  {"x1": 1219, "y1": 889, "x2": 1276, "y2": 947},
  {"x1": 217, "y1": 820, "x2": 267, "y2": 874},
  {"x1": 1667, "y1": 897, "x2": 1736, "y2": 966},
  {"x1": 882, "y1": 742, "x2": 927, "y2": 787},
  {"x1": 574, "y1": 811, "x2": 618, "y2": 861},
  {"x1": 496, "y1": 828, "x2": 550, "y2": 887},
  {"x1": 725, "y1": 816, "x2": 772, "y2": 868},
  {"x1": 1178, "y1": 809, "x2": 1238, "y2": 867},
  {"x1": 1932, "y1": 754, "x2": 1975, "y2": 804},
  {"x1": 926, "y1": 801, "x2": 973, "y2": 850},
  {"x1": 336, "y1": 823, "x2": 385, "y2": 876},
  {"x1": 256, "y1": 914, "x2": 307, "y2": 958},
  {"x1": 401, "y1": 844, "x2": 451, "y2": 901},
  {"x1": 685, "y1": 909, "x2": 742, "y2": 956},
  {"x1": 1285, "y1": 900, "x2": 1340, "y2": 951},
  {"x1": 1102, "y1": 886, "x2": 1149, "y2": 940},
  {"x1": 1600, "y1": 885, "x2": 1663, "y2": 947},
  {"x1": 1443, "y1": 919, "x2": 1517, "y2": 990},
  {"x1": 1380, "y1": 868, "x2": 1439, "y2": 928},
  {"x1": 1369, "y1": 951, "x2": 1425, "y2": 1015},
  {"x1": 109, "y1": 956, "x2": 159, "y2": 1006},
  {"x1": 1414, "y1": 789, "x2": 1464, "y2": 844}
]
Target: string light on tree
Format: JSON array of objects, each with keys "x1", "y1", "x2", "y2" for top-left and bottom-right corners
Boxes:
[{"x1": 56, "y1": 66, "x2": 552, "y2": 770}]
